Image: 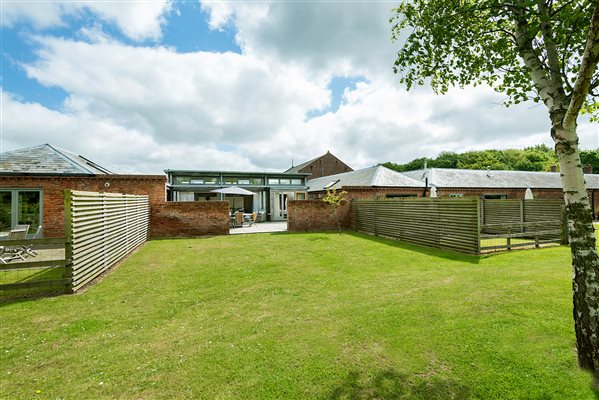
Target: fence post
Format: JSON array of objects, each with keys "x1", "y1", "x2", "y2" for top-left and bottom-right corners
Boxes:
[
  {"x1": 63, "y1": 190, "x2": 74, "y2": 294},
  {"x1": 476, "y1": 197, "x2": 481, "y2": 255},
  {"x1": 507, "y1": 225, "x2": 512, "y2": 250},
  {"x1": 373, "y1": 198, "x2": 379, "y2": 237},
  {"x1": 520, "y1": 200, "x2": 524, "y2": 233}
]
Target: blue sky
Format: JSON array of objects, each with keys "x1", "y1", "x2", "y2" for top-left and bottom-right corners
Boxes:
[{"x1": 1, "y1": 1, "x2": 596, "y2": 173}]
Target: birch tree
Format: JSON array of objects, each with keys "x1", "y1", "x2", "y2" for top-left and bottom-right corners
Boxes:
[{"x1": 391, "y1": 0, "x2": 599, "y2": 382}]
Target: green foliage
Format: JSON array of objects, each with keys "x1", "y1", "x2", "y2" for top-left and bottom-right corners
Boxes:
[
  {"x1": 580, "y1": 149, "x2": 599, "y2": 173},
  {"x1": 1, "y1": 234, "x2": 597, "y2": 398},
  {"x1": 322, "y1": 187, "x2": 348, "y2": 207},
  {"x1": 391, "y1": 0, "x2": 598, "y2": 117},
  {"x1": 323, "y1": 188, "x2": 348, "y2": 233},
  {"x1": 382, "y1": 145, "x2": 571, "y2": 172}
]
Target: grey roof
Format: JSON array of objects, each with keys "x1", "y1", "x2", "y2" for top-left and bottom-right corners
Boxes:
[
  {"x1": 402, "y1": 168, "x2": 599, "y2": 189},
  {"x1": 0, "y1": 144, "x2": 113, "y2": 176},
  {"x1": 307, "y1": 165, "x2": 424, "y2": 192}
]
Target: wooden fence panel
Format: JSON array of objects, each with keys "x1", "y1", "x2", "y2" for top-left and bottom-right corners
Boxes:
[
  {"x1": 65, "y1": 190, "x2": 149, "y2": 292},
  {"x1": 353, "y1": 197, "x2": 480, "y2": 254}
]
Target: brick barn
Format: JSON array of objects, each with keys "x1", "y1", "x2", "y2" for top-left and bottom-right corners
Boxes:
[
  {"x1": 307, "y1": 165, "x2": 425, "y2": 200},
  {"x1": 402, "y1": 168, "x2": 599, "y2": 219},
  {"x1": 285, "y1": 151, "x2": 353, "y2": 179},
  {"x1": 0, "y1": 144, "x2": 166, "y2": 238}
]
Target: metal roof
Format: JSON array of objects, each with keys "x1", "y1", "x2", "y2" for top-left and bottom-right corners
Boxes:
[
  {"x1": 0, "y1": 144, "x2": 113, "y2": 176},
  {"x1": 307, "y1": 165, "x2": 424, "y2": 192},
  {"x1": 402, "y1": 168, "x2": 599, "y2": 189},
  {"x1": 165, "y1": 169, "x2": 309, "y2": 177}
]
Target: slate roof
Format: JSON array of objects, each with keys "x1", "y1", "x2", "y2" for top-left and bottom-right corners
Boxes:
[
  {"x1": 307, "y1": 165, "x2": 424, "y2": 192},
  {"x1": 0, "y1": 144, "x2": 113, "y2": 176},
  {"x1": 402, "y1": 168, "x2": 599, "y2": 189}
]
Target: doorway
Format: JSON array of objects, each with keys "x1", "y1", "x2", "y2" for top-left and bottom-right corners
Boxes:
[{"x1": 273, "y1": 192, "x2": 288, "y2": 221}]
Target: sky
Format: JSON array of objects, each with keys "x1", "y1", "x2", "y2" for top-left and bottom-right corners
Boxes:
[{"x1": 1, "y1": 1, "x2": 597, "y2": 174}]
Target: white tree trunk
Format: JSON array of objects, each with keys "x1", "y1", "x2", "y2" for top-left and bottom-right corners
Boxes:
[{"x1": 554, "y1": 125, "x2": 599, "y2": 381}]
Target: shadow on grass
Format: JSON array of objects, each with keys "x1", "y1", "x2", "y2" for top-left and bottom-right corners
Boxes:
[
  {"x1": 328, "y1": 369, "x2": 471, "y2": 400},
  {"x1": 274, "y1": 229, "x2": 481, "y2": 264},
  {"x1": 343, "y1": 231, "x2": 481, "y2": 264}
]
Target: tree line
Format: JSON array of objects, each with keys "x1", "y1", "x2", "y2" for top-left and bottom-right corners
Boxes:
[{"x1": 382, "y1": 145, "x2": 599, "y2": 173}]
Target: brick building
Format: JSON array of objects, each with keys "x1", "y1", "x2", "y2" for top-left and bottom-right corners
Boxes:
[
  {"x1": 285, "y1": 151, "x2": 353, "y2": 179},
  {"x1": 307, "y1": 165, "x2": 599, "y2": 219},
  {"x1": 0, "y1": 144, "x2": 166, "y2": 238},
  {"x1": 307, "y1": 165, "x2": 425, "y2": 200},
  {"x1": 403, "y1": 168, "x2": 599, "y2": 218}
]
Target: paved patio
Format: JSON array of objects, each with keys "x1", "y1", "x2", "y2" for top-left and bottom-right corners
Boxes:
[{"x1": 229, "y1": 221, "x2": 287, "y2": 235}]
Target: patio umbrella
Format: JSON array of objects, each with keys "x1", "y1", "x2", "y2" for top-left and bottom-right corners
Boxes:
[
  {"x1": 429, "y1": 186, "x2": 438, "y2": 198},
  {"x1": 210, "y1": 186, "x2": 255, "y2": 196},
  {"x1": 524, "y1": 188, "x2": 534, "y2": 200}
]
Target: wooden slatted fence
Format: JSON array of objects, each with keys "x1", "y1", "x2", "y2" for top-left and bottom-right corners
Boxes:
[
  {"x1": 480, "y1": 199, "x2": 565, "y2": 251},
  {"x1": 353, "y1": 197, "x2": 480, "y2": 254},
  {"x1": 65, "y1": 190, "x2": 149, "y2": 292},
  {"x1": 353, "y1": 197, "x2": 565, "y2": 255}
]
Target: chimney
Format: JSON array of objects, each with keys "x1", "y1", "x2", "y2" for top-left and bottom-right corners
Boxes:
[
  {"x1": 583, "y1": 164, "x2": 593, "y2": 174},
  {"x1": 550, "y1": 165, "x2": 558, "y2": 172}
]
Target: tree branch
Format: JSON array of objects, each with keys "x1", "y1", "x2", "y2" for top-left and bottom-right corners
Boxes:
[
  {"x1": 512, "y1": 1, "x2": 565, "y2": 111},
  {"x1": 564, "y1": 1, "x2": 599, "y2": 129},
  {"x1": 537, "y1": 0, "x2": 567, "y2": 95}
]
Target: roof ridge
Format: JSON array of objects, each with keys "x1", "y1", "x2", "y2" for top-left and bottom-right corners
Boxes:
[{"x1": 47, "y1": 144, "x2": 95, "y2": 175}]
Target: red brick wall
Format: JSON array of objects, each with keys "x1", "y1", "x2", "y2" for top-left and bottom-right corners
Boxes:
[
  {"x1": 299, "y1": 152, "x2": 353, "y2": 179},
  {"x1": 309, "y1": 187, "x2": 424, "y2": 201},
  {"x1": 150, "y1": 201, "x2": 229, "y2": 238},
  {"x1": 287, "y1": 200, "x2": 351, "y2": 232},
  {"x1": 0, "y1": 175, "x2": 166, "y2": 237}
]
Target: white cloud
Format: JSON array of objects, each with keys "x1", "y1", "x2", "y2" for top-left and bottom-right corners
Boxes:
[
  {"x1": 2, "y1": 1, "x2": 596, "y2": 174},
  {"x1": 1, "y1": 1, "x2": 172, "y2": 40},
  {"x1": 0, "y1": 91, "x2": 257, "y2": 174}
]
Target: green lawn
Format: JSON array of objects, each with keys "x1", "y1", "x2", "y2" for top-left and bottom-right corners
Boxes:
[{"x1": 1, "y1": 230, "x2": 598, "y2": 399}]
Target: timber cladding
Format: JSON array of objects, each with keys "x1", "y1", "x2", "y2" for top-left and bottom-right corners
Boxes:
[
  {"x1": 65, "y1": 190, "x2": 149, "y2": 292},
  {"x1": 353, "y1": 197, "x2": 481, "y2": 254}
]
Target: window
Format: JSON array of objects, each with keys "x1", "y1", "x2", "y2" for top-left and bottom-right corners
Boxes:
[
  {"x1": 296, "y1": 193, "x2": 306, "y2": 200},
  {"x1": 483, "y1": 194, "x2": 508, "y2": 199},
  {"x1": 291, "y1": 179, "x2": 302, "y2": 185},
  {"x1": 268, "y1": 178, "x2": 279, "y2": 185},
  {"x1": 324, "y1": 179, "x2": 340, "y2": 189},
  {"x1": 0, "y1": 189, "x2": 42, "y2": 233},
  {"x1": 250, "y1": 178, "x2": 264, "y2": 185},
  {"x1": 449, "y1": 194, "x2": 464, "y2": 198},
  {"x1": 238, "y1": 179, "x2": 251, "y2": 185},
  {"x1": 279, "y1": 178, "x2": 291, "y2": 185}
]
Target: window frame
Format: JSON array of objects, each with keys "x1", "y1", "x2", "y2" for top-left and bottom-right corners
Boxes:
[{"x1": 0, "y1": 188, "x2": 43, "y2": 234}]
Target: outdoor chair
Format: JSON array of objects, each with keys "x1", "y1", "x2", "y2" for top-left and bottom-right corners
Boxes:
[
  {"x1": 234, "y1": 212, "x2": 244, "y2": 228},
  {"x1": 248, "y1": 212, "x2": 257, "y2": 227},
  {"x1": 0, "y1": 229, "x2": 28, "y2": 263},
  {"x1": 14, "y1": 224, "x2": 30, "y2": 236},
  {"x1": 21, "y1": 225, "x2": 43, "y2": 257}
]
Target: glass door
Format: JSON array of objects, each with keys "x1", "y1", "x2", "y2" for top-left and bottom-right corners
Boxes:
[{"x1": 274, "y1": 193, "x2": 288, "y2": 221}]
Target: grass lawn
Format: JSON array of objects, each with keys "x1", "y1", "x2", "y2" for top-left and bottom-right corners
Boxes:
[{"x1": 1, "y1": 230, "x2": 598, "y2": 399}]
